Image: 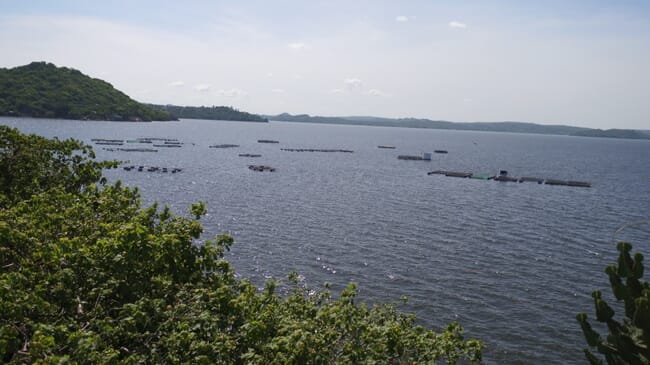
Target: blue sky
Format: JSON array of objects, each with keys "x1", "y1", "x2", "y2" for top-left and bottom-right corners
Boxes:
[{"x1": 1, "y1": 0, "x2": 649, "y2": 129}]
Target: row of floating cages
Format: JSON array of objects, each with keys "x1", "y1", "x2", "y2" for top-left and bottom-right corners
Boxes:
[
  {"x1": 102, "y1": 147, "x2": 158, "y2": 152},
  {"x1": 281, "y1": 148, "x2": 354, "y2": 153},
  {"x1": 249, "y1": 165, "x2": 275, "y2": 172},
  {"x1": 397, "y1": 151, "x2": 449, "y2": 160},
  {"x1": 428, "y1": 170, "x2": 591, "y2": 187},
  {"x1": 122, "y1": 165, "x2": 182, "y2": 173},
  {"x1": 93, "y1": 137, "x2": 182, "y2": 147}
]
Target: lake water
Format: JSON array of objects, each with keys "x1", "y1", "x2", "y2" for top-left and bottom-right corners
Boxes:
[{"x1": 3, "y1": 117, "x2": 650, "y2": 364}]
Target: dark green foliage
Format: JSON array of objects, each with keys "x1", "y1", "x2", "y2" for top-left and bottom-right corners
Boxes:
[
  {"x1": 577, "y1": 242, "x2": 650, "y2": 364},
  {"x1": 0, "y1": 62, "x2": 175, "y2": 121},
  {"x1": 0, "y1": 126, "x2": 482, "y2": 364},
  {"x1": 0, "y1": 126, "x2": 118, "y2": 207},
  {"x1": 151, "y1": 104, "x2": 268, "y2": 122}
]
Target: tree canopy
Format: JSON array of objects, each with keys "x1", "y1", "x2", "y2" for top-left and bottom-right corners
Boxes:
[
  {"x1": 151, "y1": 104, "x2": 268, "y2": 123},
  {"x1": 0, "y1": 62, "x2": 174, "y2": 121},
  {"x1": 0, "y1": 126, "x2": 482, "y2": 364}
]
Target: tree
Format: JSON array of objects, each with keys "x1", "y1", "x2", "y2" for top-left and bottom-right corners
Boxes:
[
  {"x1": 577, "y1": 242, "x2": 650, "y2": 364},
  {"x1": 0, "y1": 126, "x2": 482, "y2": 364},
  {"x1": 0, "y1": 126, "x2": 117, "y2": 207}
]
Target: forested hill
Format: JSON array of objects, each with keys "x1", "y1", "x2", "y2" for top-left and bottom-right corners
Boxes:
[
  {"x1": 0, "y1": 62, "x2": 175, "y2": 121},
  {"x1": 150, "y1": 104, "x2": 268, "y2": 122},
  {"x1": 266, "y1": 113, "x2": 650, "y2": 140}
]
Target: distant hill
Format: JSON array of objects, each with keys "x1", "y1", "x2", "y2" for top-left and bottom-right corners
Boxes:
[
  {"x1": 0, "y1": 62, "x2": 175, "y2": 121},
  {"x1": 571, "y1": 128, "x2": 650, "y2": 139},
  {"x1": 265, "y1": 113, "x2": 650, "y2": 140},
  {"x1": 150, "y1": 104, "x2": 267, "y2": 122}
]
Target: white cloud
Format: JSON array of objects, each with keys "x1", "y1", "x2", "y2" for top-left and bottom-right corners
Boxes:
[
  {"x1": 344, "y1": 78, "x2": 362, "y2": 88},
  {"x1": 193, "y1": 84, "x2": 211, "y2": 92},
  {"x1": 449, "y1": 21, "x2": 467, "y2": 29},
  {"x1": 367, "y1": 89, "x2": 388, "y2": 97},
  {"x1": 330, "y1": 78, "x2": 365, "y2": 94},
  {"x1": 395, "y1": 16, "x2": 409, "y2": 22},
  {"x1": 169, "y1": 80, "x2": 185, "y2": 87},
  {"x1": 271, "y1": 88, "x2": 285, "y2": 93},
  {"x1": 287, "y1": 42, "x2": 306, "y2": 50},
  {"x1": 217, "y1": 88, "x2": 247, "y2": 97}
]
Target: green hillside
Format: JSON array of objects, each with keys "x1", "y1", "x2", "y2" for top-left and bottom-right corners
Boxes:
[
  {"x1": 0, "y1": 62, "x2": 175, "y2": 121},
  {"x1": 151, "y1": 104, "x2": 268, "y2": 122}
]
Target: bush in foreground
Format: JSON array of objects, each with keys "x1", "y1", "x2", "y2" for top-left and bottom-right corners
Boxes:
[
  {"x1": 577, "y1": 242, "x2": 650, "y2": 364},
  {"x1": 0, "y1": 126, "x2": 482, "y2": 364}
]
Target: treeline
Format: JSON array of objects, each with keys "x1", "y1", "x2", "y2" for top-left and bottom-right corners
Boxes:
[
  {"x1": 151, "y1": 104, "x2": 268, "y2": 122},
  {"x1": 571, "y1": 128, "x2": 650, "y2": 139},
  {"x1": 0, "y1": 62, "x2": 175, "y2": 121},
  {"x1": 266, "y1": 113, "x2": 650, "y2": 140},
  {"x1": 0, "y1": 126, "x2": 482, "y2": 364}
]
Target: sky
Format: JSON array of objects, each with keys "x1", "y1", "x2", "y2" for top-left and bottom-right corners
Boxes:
[{"x1": 0, "y1": 0, "x2": 649, "y2": 129}]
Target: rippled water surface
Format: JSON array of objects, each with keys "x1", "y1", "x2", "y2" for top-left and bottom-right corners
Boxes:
[{"x1": 4, "y1": 117, "x2": 650, "y2": 364}]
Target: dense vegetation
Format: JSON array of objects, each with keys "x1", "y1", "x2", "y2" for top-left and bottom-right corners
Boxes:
[
  {"x1": 0, "y1": 62, "x2": 175, "y2": 121},
  {"x1": 151, "y1": 104, "x2": 268, "y2": 122},
  {"x1": 0, "y1": 126, "x2": 482, "y2": 364},
  {"x1": 578, "y1": 242, "x2": 650, "y2": 364},
  {"x1": 266, "y1": 113, "x2": 650, "y2": 140}
]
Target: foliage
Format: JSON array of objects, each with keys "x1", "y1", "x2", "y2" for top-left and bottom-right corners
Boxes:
[
  {"x1": 577, "y1": 242, "x2": 650, "y2": 364},
  {"x1": 0, "y1": 62, "x2": 175, "y2": 121},
  {"x1": 151, "y1": 104, "x2": 268, "y2": 123},
  {"x1": 0, "y1": 126, "x2": 482, "y2": 364},
  {"x1": 0, "y1": 126, "x2": 118, "y2": 207}
]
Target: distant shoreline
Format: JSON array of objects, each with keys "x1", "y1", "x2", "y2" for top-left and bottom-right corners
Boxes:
[{"x1": 265, "y1": 113, "x2": 650, "y2": 140}]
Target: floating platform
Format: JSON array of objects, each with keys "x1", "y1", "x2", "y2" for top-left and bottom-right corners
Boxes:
[
  {"x1": 445, "y1": 171, "x2": 472, "y2": 178},
  {"x1": 378, "y1": 145, "x2": 396, "y2": 149},
  {"x1": 471, "y1": 173, "x2": 493, "y2": 180},
  {"x1": 519, "y1": 177, "x2": 544, "y2": 184},
  {"x1": 434, "y1": 150, "x2": 448, "y2": 154},
  {"x1": 544, "y1": 179, "x2": 568, "y2": 186},
  {"x1": 239, "y1": 154, "x2": 262, "y2": 157},
  {"x1": 122, "y1": 165, "x2": 181, "y2": 173},
  {"x1": 136, "y1": 137, "x2": 179, "y2": 142},
  {"x1": 95, "y1": 141, "x2": 124, "y2": 146},
  {"x1": 92, "y1": 138, "x2": 123, "y2": 143},
  {"x1": 249, "y1": 165, "x2": 275, "y2": 172},
  {"x1": 153, "y1": 144, "x2": 182, "y2": 148},
  {"x1": 281, "y1": 148, "x2": 353, "y2": 153},
  {"x1": 494, "y1": 175, "x2": 519, "y2": 182},
  {"x1": 398, "y1": 155, "x2": 424, "y2": 160},
  {"x1": 258, "y1": 139, "x2": 279, "y2": 144},
  {"x1": 427, "y1": 169, "x2": 591, "y2": 188},
  {"x1": 117, "y1": 148, "x2": 158, "y2": 152},
  {"x1": 209, "y1": 144, "x2": 239, "y2": 148},
  {"x1": 567, "y1": 181, "x2": 591, "y2": 188},
  {"x1": 426, "y1": 170, "x2": 471, "y2": 177}
]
